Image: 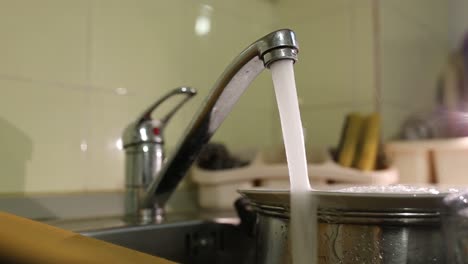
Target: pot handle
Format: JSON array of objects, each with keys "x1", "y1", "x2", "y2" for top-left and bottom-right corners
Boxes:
[{"x1": 234, "y1": 198, "x2": 257, "y2": 237}]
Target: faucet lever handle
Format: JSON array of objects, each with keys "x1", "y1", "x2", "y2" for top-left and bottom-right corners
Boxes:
[{"x1": 137, "y1": 87, "x2": 197, "y2": 127}]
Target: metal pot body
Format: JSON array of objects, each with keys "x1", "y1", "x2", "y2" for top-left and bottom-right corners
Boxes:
[
  {"x1": 255, "y1": 212, "x2": 443, "y2": 264},
  {"x1": 240, "y1": 189, "x2": 447, "y2": 264}
]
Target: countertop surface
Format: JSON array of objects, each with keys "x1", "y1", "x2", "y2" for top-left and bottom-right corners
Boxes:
[{"x1": 45, "y1": 210, "x2": 239, "y2": 232}]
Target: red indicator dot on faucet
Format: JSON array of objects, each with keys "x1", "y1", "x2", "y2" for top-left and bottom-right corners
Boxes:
[{"x1": 153, "y1": 127, "x2": 160, "y2": 135}]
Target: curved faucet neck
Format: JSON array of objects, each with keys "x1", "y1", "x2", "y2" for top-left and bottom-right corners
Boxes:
[{"x1": 143, "y1": 29, "x2": 299, "y2": 211}]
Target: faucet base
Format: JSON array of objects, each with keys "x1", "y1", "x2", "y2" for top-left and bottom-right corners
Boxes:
[{"x1": 139, "y1": 207, "x2": 164, "y2": 224}]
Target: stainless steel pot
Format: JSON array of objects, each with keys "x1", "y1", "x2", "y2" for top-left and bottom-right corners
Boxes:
[{"x1": 239, "y1": 189, "x2": 447, "y2": 264}]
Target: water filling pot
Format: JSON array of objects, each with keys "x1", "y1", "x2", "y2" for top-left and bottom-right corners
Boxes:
[{"x1": 238, "y1": 188, "x2": 448, "y2": 264}]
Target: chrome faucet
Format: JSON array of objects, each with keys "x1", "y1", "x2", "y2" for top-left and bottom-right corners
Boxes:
[
  {"x1": 141, "y1": 29, "x2": 299, "y2": 218},
  {"x1": 122, "y1": 87, "x2": 196, "y2": 220}
]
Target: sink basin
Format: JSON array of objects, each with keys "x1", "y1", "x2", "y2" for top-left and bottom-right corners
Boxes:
[{"x1": 78, "y1": 219, "x2": 255, "y2": 264}]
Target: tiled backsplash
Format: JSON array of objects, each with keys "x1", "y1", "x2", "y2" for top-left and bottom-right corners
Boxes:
[
  {"x1": 379, "y1": 0, "x2": 449, "y2": 139},
  {"x1": 0, "y1": 0, "x2": 452, "y2": 194},
  {"x1": 0, "y1": 0, "x2": 276, "y2": 193}
]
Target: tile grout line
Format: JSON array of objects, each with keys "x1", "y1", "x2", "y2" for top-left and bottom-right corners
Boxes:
[
  {"x1": 348, "y1": 0, "x2": 358, "y2": 110},
  {"x1": 82, "y1": 0, "x2": 94, "y2": 190},
  {"x1": 372, "y1": 0, "x2": 382, "y2": 114}
]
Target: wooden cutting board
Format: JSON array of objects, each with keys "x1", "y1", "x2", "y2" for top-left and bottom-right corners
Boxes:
[{"x1": 0, "y1": 212, "x2": 176, "y2": 264}]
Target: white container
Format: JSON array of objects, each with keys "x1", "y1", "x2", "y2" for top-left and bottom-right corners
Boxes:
[
  {"x1": 258, "y1": 161, "x2": 398, "y2": 188},
  {"x1": 432, "y1": 138, "x2": 468, "y2": 185},
  {"x1": 386, "y1": 142, "x2": 432, "y2": 183},
  {"x1": 197, "y1": 180, "x2": 254, "y2": 210},
  {"x1": 192, "y1": 150, "x2": 399, "y2": 209},
  {"x1": 192, "y1": 161, "x2": 260, "y2": 210},
  {"x1": 386, "y1": 137, "x2": 468, "y2": 185}
]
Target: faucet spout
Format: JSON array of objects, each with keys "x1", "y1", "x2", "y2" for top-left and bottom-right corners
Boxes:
[{"x1": 143, "y1": 29, "x2": 299, "y2": 211}]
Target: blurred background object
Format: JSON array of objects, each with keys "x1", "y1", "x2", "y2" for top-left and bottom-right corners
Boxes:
[
  {"x1": 387, "y1": 31, "x2": 468, "y2": 186},
  {"x1": 399, "y1": 32, "x2": 468, "y2": 140}
]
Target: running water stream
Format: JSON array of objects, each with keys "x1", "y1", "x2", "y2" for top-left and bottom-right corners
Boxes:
[{"x1": 270, "y1": 60, "x2": 317, "y2": 264}]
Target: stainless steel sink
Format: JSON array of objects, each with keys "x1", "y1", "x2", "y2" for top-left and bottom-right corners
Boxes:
[
  {"x1": 82, "y1": 220, "x2": 254, "y2": 264},
  {"x1": 48, "y1": 214, "x2": 255, "y2": 264}
]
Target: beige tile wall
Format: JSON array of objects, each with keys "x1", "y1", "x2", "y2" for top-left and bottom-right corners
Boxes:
[
  {"x1": 0, "y1": 0, "x2": 377, "y2": 193},
  {"x1": 449, "y1": 0, "x2": 468, "y2": 49},
  {"x1": 379, "y1": 0, "x2": 449, "y2": 139},
  {"x1": 0, "y1": 0, "x2": 277, "y2": 193}
]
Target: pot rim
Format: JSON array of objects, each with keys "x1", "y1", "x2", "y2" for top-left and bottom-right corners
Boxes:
[{"x1": 238, "y1": 187, "x2": 454, "y2": 214}]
